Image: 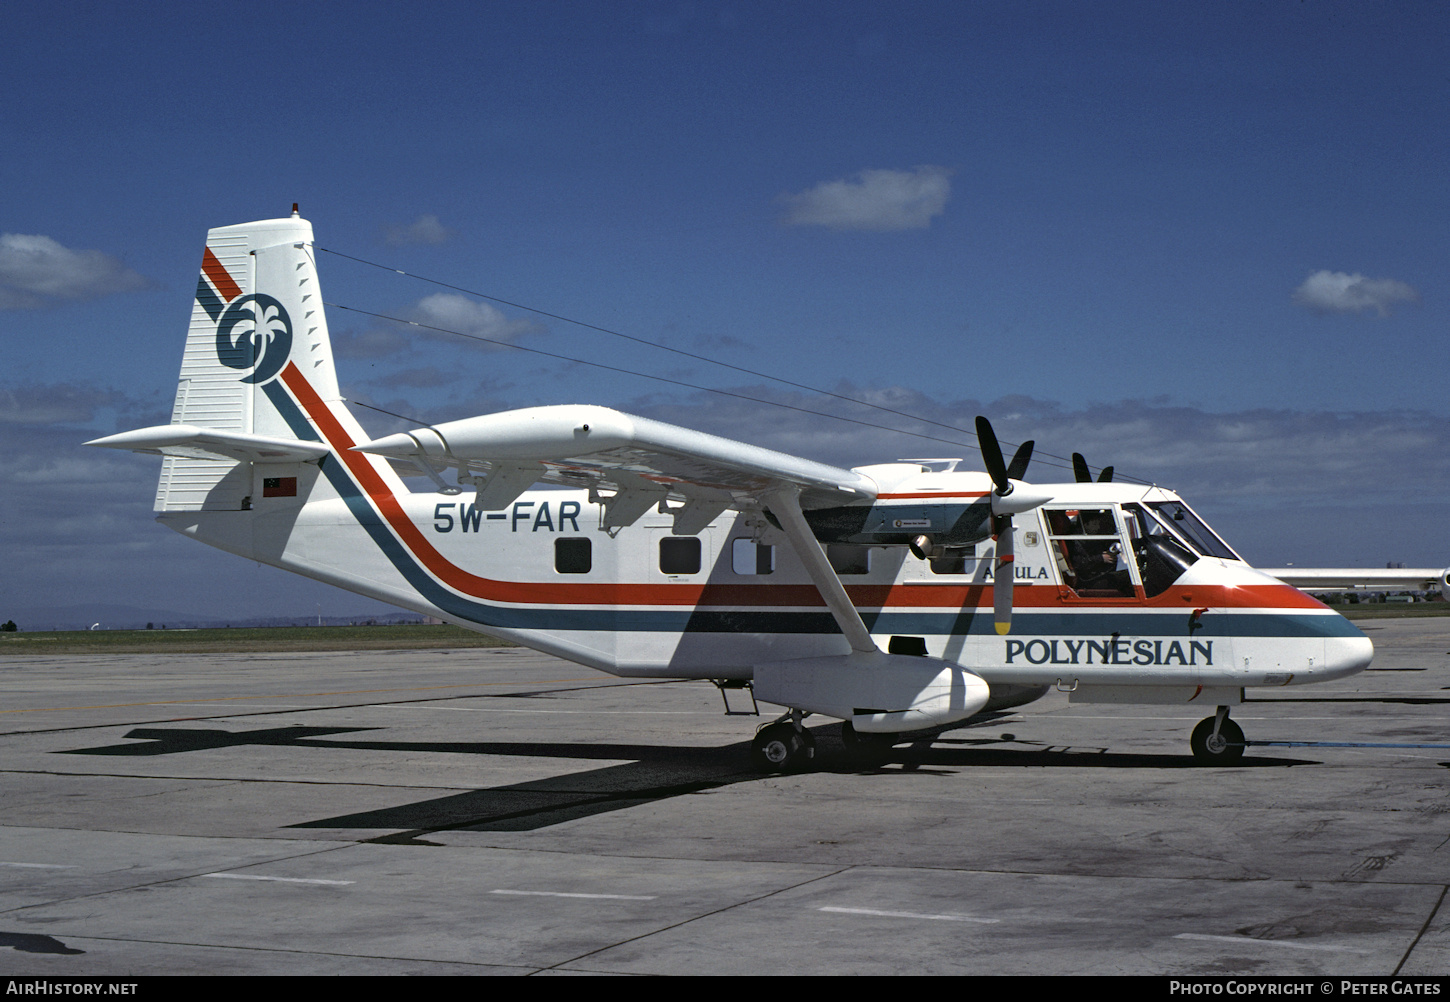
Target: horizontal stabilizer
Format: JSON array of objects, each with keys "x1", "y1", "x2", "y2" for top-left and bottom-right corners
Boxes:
[{"x1": 85, "y1": 425, "x2": 330, "y2": 464}]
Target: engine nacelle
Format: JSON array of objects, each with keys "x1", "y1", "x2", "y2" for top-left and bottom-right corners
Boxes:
[{"x1": 753, "y1": 652, "x2": 990, "y2": 733}]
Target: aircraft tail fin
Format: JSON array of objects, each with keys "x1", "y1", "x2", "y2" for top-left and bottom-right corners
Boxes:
[
  {"x1": 152, "y1": 212, "x2": 341, "y2": 511},
  {"x1": 89, "y1": 211, "x2": 402, "y2": 512}
]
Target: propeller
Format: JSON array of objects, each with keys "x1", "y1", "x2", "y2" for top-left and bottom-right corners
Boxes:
[
  {"x1": 1006, "y1": 439, "x2": 1034, "y2": 482},
  {"x1": 1072, "y1": 452, "x2": 1114, "y2": 483},
  {"x1": 976, "y1": 418, "x2": 1047, "y2": 636}
]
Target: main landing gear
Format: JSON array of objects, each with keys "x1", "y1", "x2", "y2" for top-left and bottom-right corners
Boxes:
[
  {"x1": 751, "y1": 712, "x2": 816, "y2": 773},
  {"x1": 1190, "y1": 706, "x2": 1245, "y2": 764}
]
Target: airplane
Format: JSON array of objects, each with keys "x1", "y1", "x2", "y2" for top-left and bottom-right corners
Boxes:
[{"x1": 86, "y1": 211, "x2": 1442, "y2": 772}]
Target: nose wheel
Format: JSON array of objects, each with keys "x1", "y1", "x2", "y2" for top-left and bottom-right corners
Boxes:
[{"x1": 1190, "y1": 709, "x2": 1245, "y2": 764}]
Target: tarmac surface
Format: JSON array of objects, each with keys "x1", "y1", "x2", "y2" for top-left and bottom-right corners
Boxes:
[{"x1": 1, "y1": 617, "x2": 1448, "y2": 976}]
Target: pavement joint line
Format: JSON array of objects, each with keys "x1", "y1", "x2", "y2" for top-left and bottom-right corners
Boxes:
[
  {"x1": 542, "y1": 865, "x2": 854, "y2": 972},
  {"x1": 0, "y1": 930, "x2": 532, "y2": 968},
  {"x1": 0, "y1": 678, "x2": 611, "y2": 714},
  {"x1": 0, "y1": 681, "x2": 682, "y2": 737},
  {"x1": 0, "y1": 842, "x2": 360, "y2": 918},
  {"x1": 1393, "y1": 883, "x2": 1448, "y2": 975},
  {"x1": 0, "y1": 768, "x2": 486, "y2": 790}
]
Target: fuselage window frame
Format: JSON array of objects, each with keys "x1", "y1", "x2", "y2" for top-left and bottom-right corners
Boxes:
[
  {"x1": 1043, "y1": 506, "x2": 1142, "y2": 601},
  {"x1": 660, "y1": 536, "x2": 703, "y2": 575},
  {"x1": 827, "y1": 544, "x2": 871, "y2": 576},
  {"x1": 554, "y1": 537, "x2": 592, "y2": 574},
  {"x1": 731, "y1": 538, "x2": 775, "y2": 576}
]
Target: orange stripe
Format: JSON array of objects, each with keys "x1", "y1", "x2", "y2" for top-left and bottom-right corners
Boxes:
[
  {"x1": 202, "y1": 247, "x2": 242, "y2": 301},
  {"x1": 276, "y1": 366, "x2": 1330, "y2": 616},
  {"x1": 281, "y1": 364, "x2": 701, "y2": 607}
]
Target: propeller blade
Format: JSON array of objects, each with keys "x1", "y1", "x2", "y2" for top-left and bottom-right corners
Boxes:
[
  {"x1": 1072, "y1": 453, "x2": 1091, "y2": 483},
  {"x1": 975, "y1": 416, "x2": 1010, "y2": 495},
  {"x1": 1098, "y1": 466, "x2": 1114, "y2": 483},
  {"x1": 993, "y1": 516, "x2": 1014, "y2": 635},
  {"x1": 1006, "y1": 440, "x2": 1034, "y2": 482}
]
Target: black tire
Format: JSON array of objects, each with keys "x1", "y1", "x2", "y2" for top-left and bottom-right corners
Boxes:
[
  {"x1": 1190, "y1": 716, "x2": 1245, "y2": 764},
  {"x1": 751, "y1": 722, "x2": 813, "y2": 773}
]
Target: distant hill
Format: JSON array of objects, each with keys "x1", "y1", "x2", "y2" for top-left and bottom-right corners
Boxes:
[{"x1": 3, "y1": 604, "x2": 427, "y2": 632}]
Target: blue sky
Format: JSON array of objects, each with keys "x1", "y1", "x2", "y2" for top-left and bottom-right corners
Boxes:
[{"x1": 2, "y1": 1, "x2": 1446, "y2": 622}]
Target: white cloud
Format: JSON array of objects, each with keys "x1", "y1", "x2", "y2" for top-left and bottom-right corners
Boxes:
[
  {"x1": 1292, "y1": 270, "x2": 1420, "y2": 316},
  {"x1": 0, "y1": 233, "x2": 150, "y2": 309},
  {"x1": 385, "y1": 214, "x2": 455, "y2": 246},
  {"x1": 779, "y1": 166, "x2": 953, "y2": 231},
  {"x1": 410, "y1": 293, "x2": 535, "y2": 343}
]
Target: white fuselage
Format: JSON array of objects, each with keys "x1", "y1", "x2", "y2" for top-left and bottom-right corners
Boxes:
[{"x1": 163, "y1": 467, "x2": 1373, "y2": 700}]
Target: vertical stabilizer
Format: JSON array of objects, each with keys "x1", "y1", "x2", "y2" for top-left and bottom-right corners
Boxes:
[{"x1": 158, "y1": 213, "x2": 347, "y2": 510}]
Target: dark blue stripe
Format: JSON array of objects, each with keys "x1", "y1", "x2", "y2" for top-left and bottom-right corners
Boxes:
[
  {"x1": 195, "y1": 276, "x2": 224, "y2": 321},
  {"x1": 262, "y1": 382, "x2": 680, "y2": 631},
  {"x1": 260, "y1": 382, "x2": 1364, "y2": 641}
]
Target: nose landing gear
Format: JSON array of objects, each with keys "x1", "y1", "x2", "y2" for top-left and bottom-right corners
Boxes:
[{"x1": 1190, "y1": 706, "x2": 1245, "y2": 764}]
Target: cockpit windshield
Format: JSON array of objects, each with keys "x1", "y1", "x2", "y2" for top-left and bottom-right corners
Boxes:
[
  {"x1": 1117, "y1": 500, "x2": 1239, "y2": 597},
  {"x1": 1045, "y1": 501, "x2": 1240, "y2": 600},
  {"x1": 1146, "y1": 501, "x2": 1239, "y2": 561}
]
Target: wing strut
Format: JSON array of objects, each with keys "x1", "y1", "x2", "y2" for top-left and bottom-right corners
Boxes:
[{"x1": 764, "y1": 488, "x2": 878, "y2": 654}]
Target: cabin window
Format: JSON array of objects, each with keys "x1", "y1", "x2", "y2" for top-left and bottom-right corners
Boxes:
[
  {"x1": 827, "y1": 544, "x2": 871, "y2": 575},
  {"x1": 929, "y1": 546, "x2": 974, "y2": 575},
  {"x1": 732, "y1": 538, "x2": 775, "y2": 575},
  {"x1": 659, "y1": 536, "x2": 702, "y2": 575},
  {"x1": 555, "y1": 537, "x2": 591, "y2": 574}
]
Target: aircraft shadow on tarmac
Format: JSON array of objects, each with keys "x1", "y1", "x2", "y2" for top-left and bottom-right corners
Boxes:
[{"x1": 60, "y1": 724, "x2": 1315, "y2": 842}]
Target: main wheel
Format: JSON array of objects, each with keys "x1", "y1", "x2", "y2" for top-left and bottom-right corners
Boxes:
[
  {"x1": 1190, "y1": 716, "x2": 1245, "y2": 764},
  {"x1": 751, "y1": 722, "x2": 814, "y2": 773}
]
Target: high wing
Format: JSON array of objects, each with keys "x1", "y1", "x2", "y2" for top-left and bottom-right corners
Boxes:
[
  {"x1": 1264, "y1": 567, "x2": 1450, "y2": 594},
  {"x1": 355, "y1": 404, "x2": 890, "y2": 655},
  {"x1": 351, "y1": 404, "x2": 879, "y2": 533}
]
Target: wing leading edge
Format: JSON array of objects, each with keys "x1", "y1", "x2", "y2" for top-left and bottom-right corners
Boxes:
[{"x1": 352, "y1": 404, "x2": 879, "y2": 533}]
